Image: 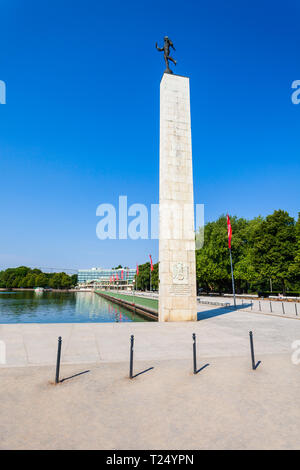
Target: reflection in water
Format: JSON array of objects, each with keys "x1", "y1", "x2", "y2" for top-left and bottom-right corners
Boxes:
[{"x1": 0, "y1": 291, "x2": 147, "y2": 324}]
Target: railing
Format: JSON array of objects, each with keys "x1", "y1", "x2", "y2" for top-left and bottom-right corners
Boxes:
[{"x1": 198, "y1": 300, "x2": 231, "y2": 307}]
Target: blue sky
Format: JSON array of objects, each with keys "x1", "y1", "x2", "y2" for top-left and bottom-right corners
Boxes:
[{"x1": 0, "y1": 0, "x2": 299, "y2": 270}]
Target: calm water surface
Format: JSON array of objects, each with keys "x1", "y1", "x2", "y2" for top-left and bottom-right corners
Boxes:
[{"x1": 0, "y1": 291, "x2": 147, "y2": 323}]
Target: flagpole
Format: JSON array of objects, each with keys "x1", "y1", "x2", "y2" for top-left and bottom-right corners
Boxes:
[
  {"x1": 229, "y1": 248, "x2": 236, "y2": 307},
  {"x1": 133, "y1": 264, "x2": 138, "y2": 308},
  {"x1": 132, "y1": 280, "x2": 134, "y2": 305},
  {"x1": 149, "y1": 254, "x2": 153, "y2": 293},
  {"x1": 132, "y1": 276, "x2": 135, "y2": 307}
]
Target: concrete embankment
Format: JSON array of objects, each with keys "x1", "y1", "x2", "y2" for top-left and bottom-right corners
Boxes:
[{"x1": 95, "y1": 291, "x2": 158, "y2": 321}]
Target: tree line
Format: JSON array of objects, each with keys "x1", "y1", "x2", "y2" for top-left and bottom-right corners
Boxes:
[
  {"x1": 196, "y1": 210, "x2": 299, "y2": 294},
  {"x1": 0, "y1": 266, "x2": 78, "y2": 289},
  {"x1": 136, "y1": 210, "x2": 300, "y2": 295},
  {"x1": 2, "y1": 209, "x2": 299, "y2": 294}
]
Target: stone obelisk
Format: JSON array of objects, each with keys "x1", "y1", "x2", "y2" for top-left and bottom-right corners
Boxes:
[{"x1": 158, "y1": 73, "x2": 197, "y2": 322}]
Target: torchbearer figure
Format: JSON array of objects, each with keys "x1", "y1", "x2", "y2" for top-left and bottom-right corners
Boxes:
[{"x1": 156, "y1": 36, "x2": 177, "y2": 74}]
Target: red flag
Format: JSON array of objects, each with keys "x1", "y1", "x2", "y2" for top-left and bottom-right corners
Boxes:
[
  {"x1": 113, "y1": 274, "x2": 115, "y2": 282},
  {"x1": 226, "y1": 214, "x2": 232, "y2": 249},
  {"x1": 136, "y1": 263, "x2": 139, "y2": 276},
  {"x1": 149, "y1": 254, "x2": 154, "y2": 272},
  {"x1": 121, "y1": 269, "x2": 124, "y2": 280},
  {"x1": 116, "y1": 273, "x2": 119, "y2": 281}
]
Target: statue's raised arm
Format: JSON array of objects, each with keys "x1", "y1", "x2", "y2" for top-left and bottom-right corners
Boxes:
[{"x1": 155, "y1": 42, "x2": 164, "y2": 52}]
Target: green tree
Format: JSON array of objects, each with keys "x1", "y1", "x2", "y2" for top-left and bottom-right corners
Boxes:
[
  {"x1": 60, "y1": 273, "x2": 72, "y2": 289},
  {"x1": 151, "y1": 263, "x2": 159, "y2": 291},
  {"x1": 196, "y1": 215, "x2": 243, "y2": 292},
  {"x1": 49, "y1": 273, "x2": 62, "y2": 289},
  {"x1": 35, "y1": 273, "x2": 48, "y2": 287},
  {"x1": 289, "y1": 213, "x2": 300, "y2": 287},
  {"x1": 25, "y1": 274, "x2": 36, "y2": 288},
  {"x1": 136, "y1": 262, "x2": 151, "y2": 291},
  {"x1": 234, "y1": 217, "x2": 263, "y2": 292},
  {"x1": 251, "y1": 210, "x2": 296, "y2": 294},
  {"x1": 0, "y1": 266, "x2": 74, "y2": 290}
]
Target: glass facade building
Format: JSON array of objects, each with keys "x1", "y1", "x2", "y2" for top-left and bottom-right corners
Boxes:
[{"x1": 78, "y1": 267, "x2": 136, "y2": 286}]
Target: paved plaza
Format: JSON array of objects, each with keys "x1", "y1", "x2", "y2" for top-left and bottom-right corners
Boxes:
[
  {"x1": 1, "y1": 306, "x2": 300, "y2": 449},
  {"x1": 0, "y1": 304, "x2": 299, "y2": 367}
]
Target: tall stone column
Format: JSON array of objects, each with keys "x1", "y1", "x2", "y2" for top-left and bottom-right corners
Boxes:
[{"x1": 159, "y1": 73, "x2": 197, "y2": 322}]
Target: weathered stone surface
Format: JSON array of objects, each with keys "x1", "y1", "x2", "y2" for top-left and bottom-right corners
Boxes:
[{"x1": 159, "y1": 73, "x2": 197, "y2": 321}]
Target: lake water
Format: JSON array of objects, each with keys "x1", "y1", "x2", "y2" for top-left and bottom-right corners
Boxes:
[{"x1": 0, "y1": 291, "x2": 147, "y2": 323}]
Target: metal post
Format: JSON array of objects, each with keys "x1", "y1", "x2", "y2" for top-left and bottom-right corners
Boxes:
[
  {"x1": 229, "y1": 248, "x2": 236, "y2": 307},
  {"x1": 132, "y1": 275, "x2": 136, "y2": 309},
  {"x1": 282, "y1": 302, "x2": 285, "y2": 315},
  {"x1": 55, "y1": 336, "x2": 62, "y2": 384},
  {"x1": 129, "y1": 335, "x2": 134, "y2": 379},
  {"x1": 270, "y1": 301, "x2": 272, "y2": 313},
  {"x1": 259, "y1": 301, "x2": 261, "y2": 311},
  {"x1": 249, "y1": 331, "x2": 256, "y2": 371},
  {"x1": 295, "y1": 303, "x2": 298, "y2": 316},
  {"x1": 251, "y1": 301, "x2": 253, "y2": 310},
  {"x1": 192, "y1": 333, "x2": 197, "y2": 374}
]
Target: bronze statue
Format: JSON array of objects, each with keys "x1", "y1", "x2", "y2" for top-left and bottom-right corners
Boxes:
[{"x1": 156, "y1": 36, "x2": 176, "y2": 74}]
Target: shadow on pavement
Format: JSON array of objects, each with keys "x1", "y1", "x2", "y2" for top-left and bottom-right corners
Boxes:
[
  {"x1": 60, "y1": 370, "x2": 90, "y2": 383},
  {"x1": 195, "y1": 363, "x2": 210, "y2": 374},
  {"x1": 197, "y1": 303, "x2": 252, "y2": 321},
  {"x1": 132, "y1": 367, "x2": 154, "y2": 379}
]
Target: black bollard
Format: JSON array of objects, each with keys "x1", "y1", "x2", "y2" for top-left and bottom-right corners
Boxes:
[
  {"x1": 249, "y1": 331, "x2": 256, "y2": 370},
  {"x1": 129, "y1": 335, "x2": 134, "y2": 379},
  {"x1": 270, "y1": 301, "x2": 272, "y2": 313},
  {"x1": 192, "y1": 333, "x2": 197, "y2": 374},
  {"x1": 55, "y1": 336, "x2": 62, "y2": 384}
]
